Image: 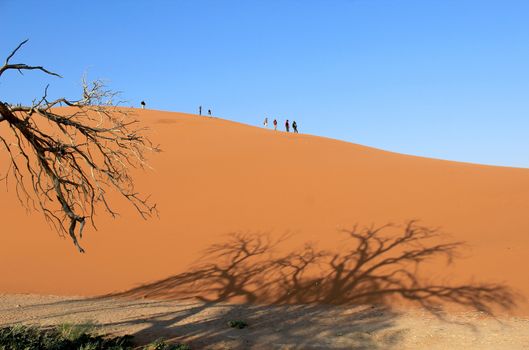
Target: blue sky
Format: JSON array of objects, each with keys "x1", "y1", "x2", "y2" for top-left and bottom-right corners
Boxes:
[{"x1": 2, "y1": 0, "x2": 529, "y2": 168}]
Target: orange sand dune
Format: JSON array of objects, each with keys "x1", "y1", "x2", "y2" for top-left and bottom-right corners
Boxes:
[{"x1": 1, "y1": 109, "x2": 529, "y2": 313}]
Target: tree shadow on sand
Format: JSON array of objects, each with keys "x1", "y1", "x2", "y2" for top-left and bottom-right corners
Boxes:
[{"x1": 106, "y1": 221, "x2": 516, "y2": 348}]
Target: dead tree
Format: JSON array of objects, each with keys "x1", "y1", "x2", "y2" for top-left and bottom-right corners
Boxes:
[{"x1": 0, "y1": 40, "x2": 159, "y2": 252}]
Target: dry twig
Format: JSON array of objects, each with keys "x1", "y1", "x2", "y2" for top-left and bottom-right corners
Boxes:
[{"x1": 0, "y1": 40, "x2": 159, "y2": 252}]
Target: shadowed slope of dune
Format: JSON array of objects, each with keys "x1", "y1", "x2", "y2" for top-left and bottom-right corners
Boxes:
[{"x1": 1, "y1": 108, "x2": 528, "y2": 313}]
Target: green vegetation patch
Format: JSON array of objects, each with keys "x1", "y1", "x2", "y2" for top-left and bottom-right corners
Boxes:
[
  {"x1": 144, "y1": 338, "x2": 191, "y2": 350},
  {"x1": 0, "y1": 324, "x2": 190, "y2": 350},
  {"x1": 227, "y1": 320, "x2": 248, "y2": 329}
]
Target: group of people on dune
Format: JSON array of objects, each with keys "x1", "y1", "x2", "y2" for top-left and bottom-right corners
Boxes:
[
  {"x1": 141, "y1": 102, "x2": 297, "y2": 133},
  {"x1": 263, "y1": 117, "x2": 298, "y2": 133},
  {"x1": 198, "y1": 105, "x2": 212, "y2": 116}
]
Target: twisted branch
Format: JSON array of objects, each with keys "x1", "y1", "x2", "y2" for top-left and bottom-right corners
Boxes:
[{"x1": 0, "y1": 40, "x2": 159, "y2": 252}]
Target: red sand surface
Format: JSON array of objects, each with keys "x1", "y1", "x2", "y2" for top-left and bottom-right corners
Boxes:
[{"x1": 1, "y1": 109, "x2": 528, "y2": 313}]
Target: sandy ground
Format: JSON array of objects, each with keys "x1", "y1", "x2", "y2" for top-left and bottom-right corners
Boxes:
[
  {"x1": 2, "y1": 109, "x2": 528, "y2": 305},
  {"x1": 1, "y1": 294, "x2": 529, "y2": 349},
  {"x1": 1, "y1": 108, "x2": 529, "y2": 348}
]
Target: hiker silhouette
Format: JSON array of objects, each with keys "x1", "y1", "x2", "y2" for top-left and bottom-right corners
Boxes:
[{"x1": 285, "y1": 119, "x2": 290, "y2": 132}]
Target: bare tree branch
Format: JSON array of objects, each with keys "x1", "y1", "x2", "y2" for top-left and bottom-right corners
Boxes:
[
  {"x1": 1, "y1": 40, "x2": 61, "y2": 79},
  {"x1": 1, "y1": 40, "x2": 159, "y2": 252}
]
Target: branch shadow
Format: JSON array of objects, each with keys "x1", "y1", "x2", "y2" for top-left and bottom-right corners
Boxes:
[
  {"x1": 101, "y1": 302, "x2": 401, "y2": 349},
  {"x1": 104, "y1": 221, "x2": 516, "y2": 348}
]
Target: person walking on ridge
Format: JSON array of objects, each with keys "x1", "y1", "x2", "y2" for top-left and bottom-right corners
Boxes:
[
  {"x1": 292, "y1": 120, "x2": 298, "y2": 133},
  {"x1": 285, "y1": 119, "x2": 290, "y2": 132},
  {"x1": 199, "y1": 106, "x2": 202, "y2": 116},
  {"x1": 208, "y1": 109, "x2": 212, "y2": 117},
  {"x1": 263, "y1": 117, "x2": 268, "y2": 128},
  {"x1": 273, "y1": 119, "x2": 277, "y2": 130},
  {"x1": 140, "y1": 101, "x2": 146, "y2": 109}
]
